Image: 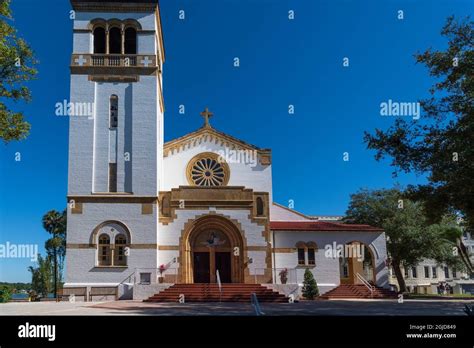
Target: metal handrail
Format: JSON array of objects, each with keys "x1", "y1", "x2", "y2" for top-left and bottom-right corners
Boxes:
[
  {"x1": 251, "y1": 293, "x2": 264, "y2": 316},
  {"x1": 356, "y1": 272, "x2": 375, "y2": 297},
  {"x1": 118, "y1": 271, "x2": 135, "y2": 285},
  {"x1": 216, "y1": 270, "x2": 222, "y2": 303}
]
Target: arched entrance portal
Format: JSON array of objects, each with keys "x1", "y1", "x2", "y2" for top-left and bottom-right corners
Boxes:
[
  {"x1": 180, "y1": 215, "x2": 245, "y2": 283},
  {"x1": 339, "y1": 241, "x2": 375, "y2": 285}
]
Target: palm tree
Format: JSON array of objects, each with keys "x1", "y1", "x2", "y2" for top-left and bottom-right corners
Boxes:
[
  {"x1": 28, "y1": 254, "x2": 52, "y2": 297},
  {"x1": 42, "y1": 210, "x2": 66, "y2": 298}
]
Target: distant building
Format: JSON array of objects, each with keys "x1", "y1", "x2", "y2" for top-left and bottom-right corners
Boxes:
[{"x1": 389, "y1": 230, "x2": 474, "y2": 295}]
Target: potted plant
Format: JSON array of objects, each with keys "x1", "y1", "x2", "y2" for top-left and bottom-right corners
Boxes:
[
  {"x1": 279, "y1": 268, "x2": 288, "y2": 284},
  {"x1": 158, "y1": 264, "x2": 166, "y2": 283}
]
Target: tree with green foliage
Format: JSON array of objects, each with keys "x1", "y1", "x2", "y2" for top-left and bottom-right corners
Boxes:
[
  {"x1": 0, "y1": 0, "x2": 38, "y2": 143},
  {"x1": 0, "y1": 285, "x2": 12, "y2": 303},
  {"x1": 302, "y1": 269, "x2": 319, "y2": 300},
  {"x1": 364, "y1": 16, "x2": 474, "y2": 229},
  {"x1": 0, "y1": 282, "x2": 32, "y2": 292},
  {"x1": 42, "y1": 210, "x2": 67, "y2": 298},
  {"x1": 344, "y1": 188, "x2": 466, "y2": 293},
  {"x1": 28, "y1": 254, "x2": 52, "y2": 297}
]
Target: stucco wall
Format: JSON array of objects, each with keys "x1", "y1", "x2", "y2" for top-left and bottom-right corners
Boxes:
[
  {"x1": 272, "y1": 230, "x2": 389, "y2": 289},
  {"x1": 158, "y1": 209, "x2": 268, "y2": 275},
  {"x1": 64, "y1": 202, "x2": 158, "y2": 284},
  {"x1": 163, "y1": 140, "x2": 272, "y2": 203}
]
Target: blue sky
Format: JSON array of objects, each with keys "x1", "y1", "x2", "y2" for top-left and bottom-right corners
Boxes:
[{"x1": 0, "y1": 0, "x2": 472, "y2": 282}]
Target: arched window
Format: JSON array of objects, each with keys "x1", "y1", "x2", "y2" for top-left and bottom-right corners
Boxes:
[
  {"x1": 124, "y1": 27, "x2": 137, "y2": 54},
  {"x1": 93, "y1": 27, "x2": 106, "y2": 54},
  {"x1": 256, "y1": 197, "x2": 264, "y2": 216},
  {"x1": 109, "y1": 27, "x2": 122, "y2": 54},
  {"x1": 161, "y1": 196, "x2": 170, "y2": 216},
  {"x1": 297, "y1": 248, "x2": 305, "y2": 265},
  {"x1": 307, "y1": 242, "x2": 317, "y2": 265},
  {"x1": 109, "y1": 95, "x2": 118, "y2": 128},
  {"x1": 93, "y1": 221, "x2": 132, "y2": 267},
  {"x1": 114, "y1": 234, "x2": 128, "y2": 266},
  {"x1": 296, "y1": 242, "x2": 306, "y2": 265},
  {"x1": 98, "y1": 234, "x2": 111, "y2": 266}
]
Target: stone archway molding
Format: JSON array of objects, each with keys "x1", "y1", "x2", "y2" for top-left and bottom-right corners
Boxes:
[{"x1": 178, "y1": 213, "x2": 248, "y2": 283}]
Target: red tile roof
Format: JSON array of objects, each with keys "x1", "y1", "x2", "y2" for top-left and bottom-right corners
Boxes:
[{"x1": 270, "y1": 221, "x2": 383, "y2": 232}]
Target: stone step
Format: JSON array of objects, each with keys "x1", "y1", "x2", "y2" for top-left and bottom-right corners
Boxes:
[
  {"x1": 320, "y1": 284, "x2": 398, "y2": 299},
  {"x1": 145, "y1": 283, "x2": 288, "y2": 303}
]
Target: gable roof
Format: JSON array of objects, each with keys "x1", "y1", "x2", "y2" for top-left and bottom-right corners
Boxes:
[
  {"x1": 163, "y1": 125, "x2": 270, "y2": 158},
  {"x1": 270, "y1": 221, "x2": 383, "y2": 232}
]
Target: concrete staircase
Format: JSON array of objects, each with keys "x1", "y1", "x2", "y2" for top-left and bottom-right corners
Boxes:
[
  {"x1": 320, "y1": 284, "x2": 398, "y2": 299},
  {"x1": 144, "y1": 283, "x2": 288, "y2": 303}
]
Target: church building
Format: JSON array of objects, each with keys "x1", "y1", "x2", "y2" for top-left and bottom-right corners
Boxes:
[{"x1": 64, "y1": 0, "x2": 389, "y2": 301}]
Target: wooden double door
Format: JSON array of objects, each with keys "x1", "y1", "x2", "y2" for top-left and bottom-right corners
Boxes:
[{"x1": 193, "y1": 251, "x2": 232, "y2": 283}]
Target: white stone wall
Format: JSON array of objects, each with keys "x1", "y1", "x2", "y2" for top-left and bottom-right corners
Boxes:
[
  {"x1": 272, "y1": 230, "x2": 389, "y2": 291},
  {"x1": 68, "y1": 74, "x2": 95, "y2": 195},
  {"x1": 68, "y1": 76, "x2": 160, "y2": 195},
  {"x1": 64, "y1": 202, "x2": 158, "y2": 285},
  {"x1": 163, "y1": 141, "x2": 272, "y2": 202},
  {"x1": 158, "y1": 209, "x2": 268, "y2": 275}
]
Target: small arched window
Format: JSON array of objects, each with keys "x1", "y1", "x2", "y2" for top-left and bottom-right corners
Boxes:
[
  {"x1": 296, "y1": 242, "x2": 306, "y2": 265},
  {"x1": 93, "y1": 27, "x2": 106, "y2": 54},
  {"x1": 307, "y1": 248, "x2": 316, "y2": 265},
  {"x1": 110, "y1": 95, "x2": 118, "y2": 129},
  {"x1": 256, "y1": 197, "x2": 264, "y2": 216},
  {"x1": 109, "y1": 27, "x2": 122, "y2": 54},
  {"x1": 161, "y1": 196, "x2": 170, "y2": 216},
  {"x1": 297, "y1": 248, "x2": 305, "y2": 265},
  {"x1": 114, "y1": 234, "x2": 128, "y2": 266},
  {"x1": 98, "y1": 234, "x2": 111, "y2": 266},
  {"x1": 124, "y1": 27, "x2": 137, "y2": 54},
  {"x1": 307, "y1": 242, "x2": 317, "y2": 265}
]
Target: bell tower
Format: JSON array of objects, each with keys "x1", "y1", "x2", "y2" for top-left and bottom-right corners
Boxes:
[
  {"x1": 68, "y1": 0, "x2": 165, "y2": 196},
  {"x1": 65, "y1": 0, "x2": 165, "y2": 288}
]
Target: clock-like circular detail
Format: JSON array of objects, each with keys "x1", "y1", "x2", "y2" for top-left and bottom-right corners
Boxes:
[{"x1": 186, "y1": 152, "x2": 230, "y2": 187}]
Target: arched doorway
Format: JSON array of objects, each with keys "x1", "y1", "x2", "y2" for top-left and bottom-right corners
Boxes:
[
  {"x1": 339, "y1": 241, "x2": 375, "y2": 285},
  {"x1": 180, "y1": 215, "x2": 245, "y2": 284}
]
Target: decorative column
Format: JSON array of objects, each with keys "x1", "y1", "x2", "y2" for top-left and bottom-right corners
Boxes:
[
  {"x1": 105, "y1": 24, "x2": 110, "y2": 54},
  {"x1": 121, "y1": 24, "x2": 125, "y2": 54},
  {"x1": 110, "y1": 245, "x2": 114, "y2": 266}
]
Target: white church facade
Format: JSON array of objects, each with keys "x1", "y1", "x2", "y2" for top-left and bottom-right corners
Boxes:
[{"x1": 64, "y1": 0, "x2": 389, "y2": 300}]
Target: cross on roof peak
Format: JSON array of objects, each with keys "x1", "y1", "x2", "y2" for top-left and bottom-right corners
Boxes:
[{"x1": 200, "y1": 107, "x2": 213, "y2": 128}]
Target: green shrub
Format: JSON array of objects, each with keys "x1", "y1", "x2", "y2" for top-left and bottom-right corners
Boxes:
[
  {"x1": 302, "y1": 269, "x2": 319, "y2": 300},
  {"x1": 0, "y1": 285, "x2": 12, "y2": 303}
]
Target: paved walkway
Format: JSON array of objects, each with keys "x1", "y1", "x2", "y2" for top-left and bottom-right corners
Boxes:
[{"x1": 1, "y1": 299, "x2": 472, "y2": 316}]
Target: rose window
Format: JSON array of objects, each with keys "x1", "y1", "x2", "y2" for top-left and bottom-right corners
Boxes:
[{"x1": 190, "y1": 157, "x2": 226, "y2": 186}]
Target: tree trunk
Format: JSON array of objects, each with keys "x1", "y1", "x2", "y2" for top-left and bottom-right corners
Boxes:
[
  {"x1": 53, "y1": 248, "x2": 57, "y2": 298},
  {"x1": 392, "y1": 260, "x2": 407, "y2": 293}
]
